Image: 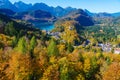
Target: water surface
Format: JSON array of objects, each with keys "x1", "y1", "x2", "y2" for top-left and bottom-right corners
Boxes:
[{"x1": 34, "y1": 23, "x2": 55, "y2": 31}]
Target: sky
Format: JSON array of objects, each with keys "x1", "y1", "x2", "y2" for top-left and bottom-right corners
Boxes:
[{"x1": 9, "y1": 0, "x2": 120, "y2": 13}]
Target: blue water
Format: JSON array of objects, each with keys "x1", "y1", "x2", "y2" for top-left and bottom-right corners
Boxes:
[
  {"x1": 34, "y1": 23, "x2": 55, "y2": 31},
  {"x1": 38, "y1": 25, "x2": 55, "y2": 31}
]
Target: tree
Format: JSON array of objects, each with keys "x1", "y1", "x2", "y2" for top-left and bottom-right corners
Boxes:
[
  {"x1": 83, "y1": 58, "x2": 91, "y2": 79},
  {"x1": 41, "y1": 64, "x2": 59, "y2": 80},
  {"x1": 4, "y1": 22, "x2": 17, "y2": 36},
  {"x1": 29, "y1": 36, "x2": 37, "y2": 58},
  {"x1": 30, "y1": 36, "x2": 37, "y2": 51},
  {"x1": 16, "y1": 37, "x2": 27, "y2": 54},
  {"x1": 11, "y1": 36, "x2": 18, "y2": 48},
  {"x1": 76, "y1": 74, "x2": 85, "y2": 80},
  {"x1": 67, "y1": 43, "x2": 74, "y2": 53},
  {"x1": 59, "y1": 57, "x2": 69, "y2": 80},
  {"x1": 7, "y1": 53, "x2": 33, "y2": 80},
  {"x1": 79, "y1": 53, "x2": 84, "y2": 62},
  {"x1": 47, "y1": 39, "x2": 59, "y2": 57},
  {"x1": 103, "y1": 62, "x2": 120, "y2": 80}
]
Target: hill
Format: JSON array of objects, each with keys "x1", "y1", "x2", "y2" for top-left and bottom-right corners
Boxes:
[
  {"x1": 0, "y1": 8, "x2": 16, "y2": 17},
  {"x1": 0, "y1": 0, "x2": 18, "y2": 11},
  {"x1": 112, "y1": 12, "x2": 120, "y2": 17},
  {"x1": 14, "y1": 1, "x2": 32, "y2": 12},
  {"x1": 16, "y1": 2, "x2": 76, "y2": 17},
  {"x1": 0, "y1": 13, "x2": 40, "y2": 36},
  {"x1": 1, "y1": 0, "x2": 76, "y2": 17},
  {"x1": 14, "y1": 10, "x2": 56, "y2": 23},
  {"x1": 61, "y1": 9, "x2": 94, "y2": 26}
]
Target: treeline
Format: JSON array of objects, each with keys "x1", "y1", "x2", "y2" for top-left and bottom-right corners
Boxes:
[{"x1": 0, "y1": 34, "x2": 120, "y2": 80}]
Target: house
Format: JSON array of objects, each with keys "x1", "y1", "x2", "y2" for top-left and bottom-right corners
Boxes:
[
  {"x1": 98, "y1": 43, "x2": 112, "y2": 52},
  {"x1": 69, "y1": 26, "x2": 73, "y2": 30},
  {"x1": 49, "y1": 32, "x2": 61, "y2": 39},
  {"x1": 114, "y1": 48, "x2": 120, "y2": 54}
]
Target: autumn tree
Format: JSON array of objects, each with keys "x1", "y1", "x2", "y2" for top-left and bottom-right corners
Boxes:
[
  {"x1": 41, "y1": 64, "x2": 59, "y2": 80},
  {"x1": 103, "y1": 62, "x2": 120, "y2": 80},
  {"x1": 59, "y1": 57, "x2": 69, "y2": 80},
  {"x1": 83, "y1": 58, "x2": 91, "y2": 79},
  {"x1": 7, "y1": 53, "x2": 33, "y2": 80}
]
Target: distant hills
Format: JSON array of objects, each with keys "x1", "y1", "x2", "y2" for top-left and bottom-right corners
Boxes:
[
  {"x1": 62, "y1": 9, "x2": 94, "y2": 26},
  {"x1": 14, "y1": 1, "x2": 32, "y2": 12},
  {"x1": 0, "y1": 0, "x2": 120, "y2": 28},
  {"x1": 0, "y1": 0, "x2": 18, "y2": 11},
  {"x1": 14, "y1": 10, "x2": 56, "y2": 23},
  {"x1": 85, "y1": 9, "x2": 120, "y2": 17},
  {"x1": 0, "y1": 0, "x2": 120, "y2": 18},
  {"x1": 0, "y1": 13, "x2": 38, "y2": 34},
  {"x1": 112, "y1": 12, "x2": 120, "y2": 17},
  {"x1": 0, "y1": 0, "x2": 76, "y2": 17},
  {"x1": 0, "y1": 0, "x2": 94, "y2": 27},
  {"x1": 0, "y1": 8, "x2": 15, "y2": 17}
]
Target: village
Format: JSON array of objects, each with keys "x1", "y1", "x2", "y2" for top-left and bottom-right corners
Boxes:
[{"x1": 44, "y1": 30, "x2": 120, "y2": 54}]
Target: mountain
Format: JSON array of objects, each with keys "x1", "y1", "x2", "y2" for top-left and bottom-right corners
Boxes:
[
  {"x1": 62, "y1": 9, "x2": 94, "y2": 26},
  {"x1": 29, "y1": 3, "x2": 76, "y2": 17},
  {"x1": 84, "y1": 9, "x2": 120, "y2": 17},
  {"x1": 84, "y1": 9, "x2": 114, "y2": 18},
  {"x1": 0, "y1": 0, "x2": 120, "y2": 18},
  {"x1": 0, "y1": 13, "x2": 39, "y2": 34},
  {"x1": 94, "y1": 12, "x2": 113, "y2": 18},
  {"x1": 14, "y1": 1, "x2": 32, "y2": 12},
  {"x1": 52, "y1": 6, "x2": 76, "y2": 17},
  {"x1": 0, "y1": 0, "x2": 17, "y2": 11},
  {"x1": 29, "y1": 3, "x2": 53, "y2": 13},
  {"x1": 84, "y1": 9, "x2": 95, "y2": 16},
  {"x1": 0, "y1": 13, "x2": 12, "y2": 22},
  {"x1": 0, "y1": 8, "x2": 16, "y2": 17},
  {"x1": 53, "y1": 6, "x2": 65, "y2": 17},
  {"x1": 0, "y1": 13, "x2": 19, "y2": 33},
  {"x1": 14, "y1": 9, "x2": 56, "y2": 23},
  {"x1": 0, "y1": 0, "x2": 76, "y2": 17},
  {"x1": 112, "y1": 12, "x2": 120, "y2": 17}
]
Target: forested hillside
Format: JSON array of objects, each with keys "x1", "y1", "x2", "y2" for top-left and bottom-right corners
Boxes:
[
  {"x1": 0, "y1": 10, "x2": 120, "y2": 80},
  {"x1": 0, "y1": 0, "x2": 120, "y2": 80}
]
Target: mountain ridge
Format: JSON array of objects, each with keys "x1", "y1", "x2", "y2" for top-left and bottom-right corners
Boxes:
[{"x1": 0, "y1": 0, "x2": 120, "y2": 17}]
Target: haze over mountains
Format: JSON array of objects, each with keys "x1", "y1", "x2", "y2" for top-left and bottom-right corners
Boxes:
[
  {"x1": 0, "y1": 0, "x2": 77, "y2": 17},
  {"x1": 0, "y1": 0, "x2": 120, "y2": 17}
]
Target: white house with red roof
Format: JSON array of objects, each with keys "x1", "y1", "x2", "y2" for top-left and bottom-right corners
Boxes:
[{"x1": 114, "y1": 48, "x2": 120, "y2": 54}]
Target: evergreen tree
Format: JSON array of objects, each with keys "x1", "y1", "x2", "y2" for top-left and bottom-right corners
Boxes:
[
  {"x1": 79, "y1": 53, "x2": 84, "y2": 62},
  {"x1": 16, "y1": 37, "x2": 27, "y2": 54},
  {"x1": 67, "y1": 43, "x2": 74, "y2": 53},
  {"x1": 30, "y1": 36, "x2": 37, "y2": 51},
  {"x1": 47, "y1": 39, "x2": 59, "y2": 57},
  {"x1": 12, "y1": 36, "x2": 18, "y2": 48},
  {"x1": 59, "y1": 57, "x2": 69, "y2": 80},
  {"x1": 29, "y1": 36, "x2": 37, "y2": 58},
  {"x1": 4, "y1": 22, "x2": 17, "y2": 36}
]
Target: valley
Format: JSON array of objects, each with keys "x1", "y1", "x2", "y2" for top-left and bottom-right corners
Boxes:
[{"x1": 0, "y1": 0, "x2": 120, "y2": 80}]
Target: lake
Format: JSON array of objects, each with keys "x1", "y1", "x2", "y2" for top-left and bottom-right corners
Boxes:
[
  {"x1": 38, "y1": 25, "x2": 55, "y2": 31},
  {"x1": 34, "y1": 23, "x2": 55, "y2": 31}
]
